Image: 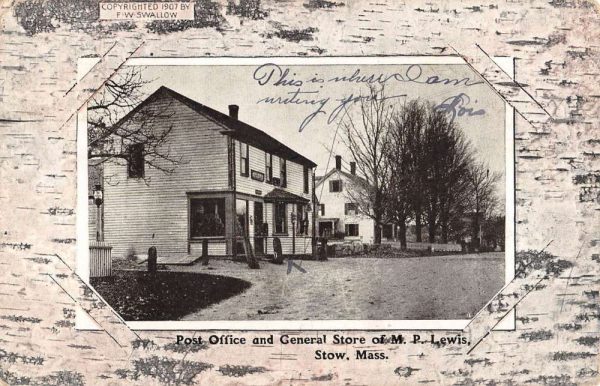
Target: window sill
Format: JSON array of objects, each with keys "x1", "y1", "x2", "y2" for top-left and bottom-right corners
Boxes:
[{"x1": 273, "y1": 233, "x2": 289, "y2": 236}]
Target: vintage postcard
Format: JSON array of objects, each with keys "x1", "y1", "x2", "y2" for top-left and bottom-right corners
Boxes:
[
  {"x1": 79, "y1": 57, "x2": 515, "y2": 331},
  {"x1": 1, "y1": 0, "x2": 598, "y2": 385}
]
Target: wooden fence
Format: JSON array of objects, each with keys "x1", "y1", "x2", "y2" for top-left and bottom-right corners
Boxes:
[{"x1": 89, "y1": 241, "x2": 112, "y2": 278}]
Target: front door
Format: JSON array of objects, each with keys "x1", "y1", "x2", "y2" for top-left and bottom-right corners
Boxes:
[{"x1": 254, "y1": 202, "x2": 264, "y2": 255}]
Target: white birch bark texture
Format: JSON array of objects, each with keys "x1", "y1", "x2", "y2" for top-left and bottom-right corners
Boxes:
[{"x1": 0, "y1": 0, "x2": 598, "y2": 384}]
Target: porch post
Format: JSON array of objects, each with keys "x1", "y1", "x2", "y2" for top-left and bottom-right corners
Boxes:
[{"x1": 311, "y1": 167, "x2": 317, "y2": 258}]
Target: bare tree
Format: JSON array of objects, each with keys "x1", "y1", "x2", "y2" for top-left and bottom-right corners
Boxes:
[
  {"x1": 466, "y1": 161, "x2": 501, "y2": 247},
  {"x1": 88, "y1": 67, "x2": 184, "y2": 178},
  {"x1": 340, "y1": 85, "x2": 393, "y2": 245}
]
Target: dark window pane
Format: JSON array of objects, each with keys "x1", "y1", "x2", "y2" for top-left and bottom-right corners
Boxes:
[
  {"x1": 345, "y1": 223, "x2": 359, "y2": 237},
  {"x1": 190, "y1": 198, "x2": 226, "y2": 237},
  {"x1": 329, "y1": 180, "x2": 342, "y2": 192},
  {"x1": 296, "y1": 204, "x2": 307, "y2": 235},
  {"x1": 274, "y1": 202, "x2": 287, "y2": 234},
  {"x1": 240, "y1": 143, "x2": 249, "y2": 177},
  {"x1": 344, "y1": 203, "x2": 357, "y2": 215},
  {"x1": 280, "y1": 158, "x2": 287, "y2": 187},
  {"x1": 265, "y1": 153, "x2": 272, "y2": 182},
  {"x1": 303, "y1": 167, "x2": 309, "y2": 193},
  {"x1": 127, "y1": 143, "x2": 144, "y2": 178}
]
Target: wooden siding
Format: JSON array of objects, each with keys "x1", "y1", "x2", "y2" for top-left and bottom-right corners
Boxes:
[
  {"x1": 189, "y1": 240, "x2": 227, "y2": 256},
  {"x1": 234, "y1": 140, "x2": 316, "y2": 255},
  {"x1": 316, "y1": 169, "x2": 375, "y2": 243},
  {"x1": 101, "y1": 93, "x2": 230, "y2": 258},
  {"x1": 262, "y1": 201, "x2": 313, "y2": 255},
  {"x1": 88, "y1": 202, "x2": 98, "y2": 242},
  {"x1": 235, "y1": 140, "x2": 313, "y2": 201}
]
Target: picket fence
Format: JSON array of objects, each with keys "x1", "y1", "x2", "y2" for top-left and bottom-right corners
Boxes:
[{"x1": 89, "y1": 241, "x2": 112, "y2": 277}]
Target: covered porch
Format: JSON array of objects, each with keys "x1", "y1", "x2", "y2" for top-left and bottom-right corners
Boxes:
[
  {"x1": 184, "y1": 188, "x2": 315, "y2": 259},
  {"x1": 317, "y1": 217, "x2": 340, "y2": 238}
]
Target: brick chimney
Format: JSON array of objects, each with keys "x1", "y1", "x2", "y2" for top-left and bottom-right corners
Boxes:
[
  {"x1": 335, "y1": 155, "x2": 342, "y2": 170},
  {"x1": 228, "y1": 104, "x2": 239, "y2": 120},
  {"x1": 350, "y1": 161, "x2": 356, "y2": 175}
]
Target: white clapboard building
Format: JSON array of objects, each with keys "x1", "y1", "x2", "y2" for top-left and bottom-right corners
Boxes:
[
  {"x1": 315, "y1": 156, "x2": 377, "y2": 244},
  {"x1": 89, "y1": 86, "x2": 317, "y2": 259}
]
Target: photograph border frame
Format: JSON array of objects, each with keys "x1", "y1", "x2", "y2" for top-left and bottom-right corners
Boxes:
[{"x1": 76, "y1": 55, "x2": 516, "y2": 331}]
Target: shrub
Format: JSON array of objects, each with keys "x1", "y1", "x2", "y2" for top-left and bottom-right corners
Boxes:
[{"x1": 125, "y1": 246, "x2": 137, "y2": 261}]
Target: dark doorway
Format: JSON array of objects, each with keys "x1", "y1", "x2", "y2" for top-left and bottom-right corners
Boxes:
[
  {"x1": 235, "y1": 199, "x2": 248, "y2": 256},
  {"x1": 319, "y1": 221, "x2": 333, "y2": 237},
  {"x1": 383, "y1": 224, "x2": 394, "y2": 240},
  {"x1": 254, "y1": 202, "x2": 265, "y2": 255}
]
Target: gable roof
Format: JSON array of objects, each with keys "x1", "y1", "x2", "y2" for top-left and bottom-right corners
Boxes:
[
  {"x1": 315, "y1": 167, "x2": 369, "y2": 189},
  {"x1": 114, "y1": 86, "x2": 317, "y2": 168}
]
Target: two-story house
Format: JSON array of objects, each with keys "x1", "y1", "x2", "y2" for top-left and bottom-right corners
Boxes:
[
  {"x1": 315, "y1": 155, "x2": 378, "y2": 244},
  {"x1": 89, "y1": 86, "x2": 317, "y2": 260}
]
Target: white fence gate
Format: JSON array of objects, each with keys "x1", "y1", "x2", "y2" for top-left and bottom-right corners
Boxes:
[{"x1": 90, "y1": 241, "x2": 112, "y2": 277}]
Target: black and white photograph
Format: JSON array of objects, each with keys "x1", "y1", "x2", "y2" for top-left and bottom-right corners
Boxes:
[
  {"x1": 3, "y1": 0, "x2": 598, "y2": 383},
  {"x1": 84, "y1": 58, "x2": 511, "y2": 324}
]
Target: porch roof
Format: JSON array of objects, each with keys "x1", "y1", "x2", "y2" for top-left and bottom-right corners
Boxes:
[{"x1": 263, "y1": 188, "x2": 309, "y2": 204}]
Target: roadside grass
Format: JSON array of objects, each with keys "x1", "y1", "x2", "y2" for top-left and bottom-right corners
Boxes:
[{"x1": 90, "y1": 270, "x2": 251, "y2": 321}]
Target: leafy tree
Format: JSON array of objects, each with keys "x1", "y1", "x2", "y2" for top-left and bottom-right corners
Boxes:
[{"x1": 386, "y1": 100, "x2": 427, "y2": 249}]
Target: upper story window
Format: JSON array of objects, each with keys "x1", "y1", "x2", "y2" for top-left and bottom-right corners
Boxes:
[
  {"x1": 345, "y1": 203, "x2": 358, "y2": 216},
  {"x1": 127, "y1": 143, "x2": 144, "y2": 179},
  {"x1": 303, "y1": 166, "x2": 309, "y2": 194},
  {"x1": 265, "y1": 153, "x2": 273, "y2": 183},
  {"x1": 329, "y1": 179, "x2": 342, "y2": 192},
  {"x1": 280, "y1": 158, "x2": 287, "y2": 187},
  {"x1": 240, "y1": 143, "x2": 249, "y2": 177}
]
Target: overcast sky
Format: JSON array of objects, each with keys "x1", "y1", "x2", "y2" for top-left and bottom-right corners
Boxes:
[{"x1": 136, "y1": 63, "x2": 506, "y2": 197}]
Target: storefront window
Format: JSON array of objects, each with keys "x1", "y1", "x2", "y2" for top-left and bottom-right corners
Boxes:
[
  {"x1": 190, "y1": 198, "x2": 226, "y2": 237},
  {"x1": 236, "y1": 199, "x2": 248, "y2": 236}
]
